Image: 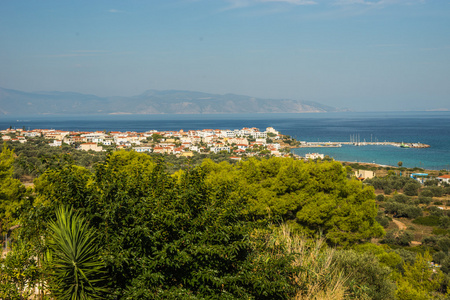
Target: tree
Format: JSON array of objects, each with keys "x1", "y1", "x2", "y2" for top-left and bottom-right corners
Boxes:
[
  {"x1": 202, "y1": 157, "x2": 384, "y2": 247},
  {"x1": 395, "y1": 252, "x2": 445, "y2": 300},
  {"x1": 0, "y1": 240, "x2": 39, "y2": 300},
  {"x1": 0, "y1": 144, "x2": 26, "y2": 232},
  {"x1": 403, "y1": 182, "x2": 420, "y2": 196},
  {"x1": 30, "y1": 151, "x2": 300, "y2": 299},
  {"x1": 332, "y1": 249, "x2": 395, "y2": 300},
  {"x1": 46, "y1": 206, "x2": 107, "y2": 300},
  {"x1": 398, "y1": 161, "x2": 403, "y2": 167}
]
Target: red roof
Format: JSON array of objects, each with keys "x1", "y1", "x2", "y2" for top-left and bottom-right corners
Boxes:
[{"x1": 438, "y1": 175, "x2": 450, "y2": 179}]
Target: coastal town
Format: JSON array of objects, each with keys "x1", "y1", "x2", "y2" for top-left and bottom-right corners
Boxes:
[{"x1": 0, "y1": 126, "x2": 300, "y2": 158}]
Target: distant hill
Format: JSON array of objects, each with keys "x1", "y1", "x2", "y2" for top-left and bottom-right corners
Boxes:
[{"x1": 0, "y1": 87, "x2": 339, "y2": 115}]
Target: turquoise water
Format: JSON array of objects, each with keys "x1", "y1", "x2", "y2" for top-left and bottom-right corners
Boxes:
[{"x1": 1, "y1": 111, "x2": 449, "y2": 170}]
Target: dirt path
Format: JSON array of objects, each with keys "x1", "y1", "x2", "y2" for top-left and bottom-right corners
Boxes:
[{"x1": 392, "y1": 219, "x2": 407, "y2": 230}]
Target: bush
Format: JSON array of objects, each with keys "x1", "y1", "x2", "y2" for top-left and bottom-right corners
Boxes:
[
  {"x1": 376, "y1": 194, "x2": 385, "y2": 202},
  {"x1": 332, "y1": 250, "x2": 395, "y2": 300},
  {"x1": 429, "y1": 206, "x2": 444, "y2": 216},
  {"x1": 421, "y1": 189, "x2": 434, "y2": 198},
  {"x1": 425, "y1": 179, "x2": 440, "y2": 187},
  {"x1": 424, "y1": 186, "x2": 444, "y2": 198},
  {"x1": 440, "y1": 216, "x2": 450, "y2": 229},
  {"x1": 432, "y1": 228, "x2": 449, "y2": 235},
  {"x1": 418, "y1": 195, "x2": 432, "y2": 205},
  {"x1": 433, "y1": 251, "x2": 446, "y2": 264},
  {"x1": 384, "y1": 201, "x2": 423, "y2": 219},
  {"x1": 381, "y1": 230, "x2": 414, "y2": 246},
  {"x1": 444, "y1": 187, "x2": 450, "y2": 195},
  {"x1": 376, "y1": 214, "x2": 390, "y2": 228},
  {"x1": 383, "y1": 187, "x2": 392, "y2": 195},
  {"x1": 403, "y1": 182, "x2": 420, "y2": 196},
  {"x1": 412, "y1": 215, "x2": 440, "y2": 227},
  {"x1": 392, "y1": 194, "x2": 410, "y2": 204}
]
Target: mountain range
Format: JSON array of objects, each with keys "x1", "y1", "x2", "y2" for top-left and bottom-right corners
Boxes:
[{"x1": 0, "y1": 87, "x2": 339, "y2": 115}]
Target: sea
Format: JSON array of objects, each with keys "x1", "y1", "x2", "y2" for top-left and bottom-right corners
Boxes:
[{"x1": 1, "y1": 111, "x2": 449, "y2": 171}]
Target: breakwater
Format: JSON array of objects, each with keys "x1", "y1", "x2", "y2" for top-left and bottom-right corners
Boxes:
[{"x1": 297, "y1": 142, "x2": 430, "y2": 148}]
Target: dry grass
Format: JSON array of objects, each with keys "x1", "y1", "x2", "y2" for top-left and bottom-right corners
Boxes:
[{"x1": 267, "y1": 225, "x2": 349, "y2": 300}]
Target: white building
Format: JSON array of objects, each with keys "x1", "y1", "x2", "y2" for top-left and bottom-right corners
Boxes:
[{"x1": 305, "y1": 153, "x2": 324, "y2": 160}]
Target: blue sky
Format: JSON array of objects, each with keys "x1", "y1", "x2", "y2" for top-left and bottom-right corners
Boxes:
[{"x1": 0, "y1": 0, "x2": 449, "y2": 111}]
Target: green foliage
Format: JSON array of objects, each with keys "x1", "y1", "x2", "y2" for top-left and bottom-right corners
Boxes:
[
  {"x1": 202, "y1": 157, "x2": 384, "y2": 247},
  {"x1": 0, "y1": 144, "x2": 27, "y2": 232},
  {"x1": 413, "y1": 215, "x2": 441, "y2": 227},
  {"x1": 440, "y1": 215, "x2": 450, "y2": 229},
  {"x1": 2, "y1": 138, "x2": 106, "y2": 180},
  {"x1": 396, "y1": 252, "x2": 445, "y2": 300},
  {"x1": 423, "y1": 186, "x2": 445, "y2": 198},
  {"x1": 332, "y1": 249, "x2": 395, "y2": 300},
  {"x1": 429, "y1": 206, "x2": 445, "y2": 217},
  {"x1": 403, "y1": 181, "x2": 421, "y2": 196},
  {"x1": 425, "y1": 179, "x2": 440, "y2": 187},
  {"x1": 381, "y1": 230, "x2": 414, "y2": 246},
  {"x1": 419, "y1": 195, "x2": 433, "y2": 205},
  {"x1": 0, "y1": 240, "x2": 39, "y2": 300},
  {"x1": 384, "y1": 201, "x2": 423, "y2": 219},
  {"x1": 353, "y1": 243, "x2": 402, "y2": 269},
  {"x1": 421, "y1": 189, "x2": 435, "y2": 198},
  {"x1": 30, "y1": 151, "x2": 304, "y2": 299},
  {"x1": 375, "y1": 194, "x2": 385, "y2": 201},
  {"x1": 392, "y1": 193, "x2": 411, "y2": 204},
  {"x1": 432, "y1": 228, "x2": 450, "y2": 235},
  {"x1": 375, "y1": 211, "x2": 391, "y2": 228},
  {"x1": 46, "y1": 206, "x2": 107, "y2": 299},
  {"x1": 365, "y1": 175, "x2": 418, "y2": 193}
]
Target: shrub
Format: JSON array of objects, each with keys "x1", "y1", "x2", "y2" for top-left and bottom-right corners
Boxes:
[
  {"x1": 425, "y1": 179, "x2": 440, "y2": 187},
  {"x1": 332, "y1": 250, "x2": 395, "y2": 300},
  {"x1": 424, "y1": 186, "x2": 444, "y2": 197},
  {"x1": 413, "y1": 215, "x2": 440, "y2": 227},
  {"x1": 376, "y1": 214, "x2": 390, "y2": 228},
  {"x1": 384, "y1": 202, "x2": 422, "y2": 219},
  {"x1": 420, "y1": 189, "x2": 434, "y2": 198},
  {"x1": 429, "y1": 206, "x2": 444, "y2": 216},
  {"x1": 376, "y1": 194, "x2": 385, "y2": 202},
  {"x1": 432, "y1": 228, "x2": 449, "y2": 235},
  {"x1": 381, "y1": 230, "x2": 414, "y2": 246},
  {"x1": 432, "y1": 251, "x2": 446, "y2": 264},
  {"x1": 418, "y1": 195, "x2": 432, "y2": 205},
  {"x1": 404, "y1": 182, "x2": 420, "y2": 196},
  {"x1": 440, "y1": 216, "x2": 450, "y2": 229},
  {"x1": 392, "y1": 194, "x2": 410, "y2": 204}
]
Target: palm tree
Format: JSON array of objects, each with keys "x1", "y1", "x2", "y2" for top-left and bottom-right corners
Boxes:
[{"x1": 47, "y1": 206, "x2": 107, "y2": 299}]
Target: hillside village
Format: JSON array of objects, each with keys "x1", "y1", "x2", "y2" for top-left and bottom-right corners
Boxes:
[{"x1": 0, "y1": 126, "x2": 299, "y2": 158}]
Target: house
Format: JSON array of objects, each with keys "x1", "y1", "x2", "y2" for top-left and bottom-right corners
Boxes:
[
  {"x1": 49, "y1": 140, "x2": 62, "y2": 147},
  {"x1": 305, "y1": 153, "x2": 324, "y2": 160},
  {"x1": 133, "y1": 146, "x2": 152, "y2": 153},
  {"x1": 437, "y1": 175, "x2": 450, "y2": 185},
  {"x1": 79, "y1": 143, "x2": 103, "y2": 152},
  {"x1": 355, "y1": 170, "x2": 375, "y2": 181}
]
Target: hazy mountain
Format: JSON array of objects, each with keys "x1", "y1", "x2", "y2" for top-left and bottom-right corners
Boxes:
[{"x1": 0, "y1": 87, "x2": 339, "y2": 115}]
